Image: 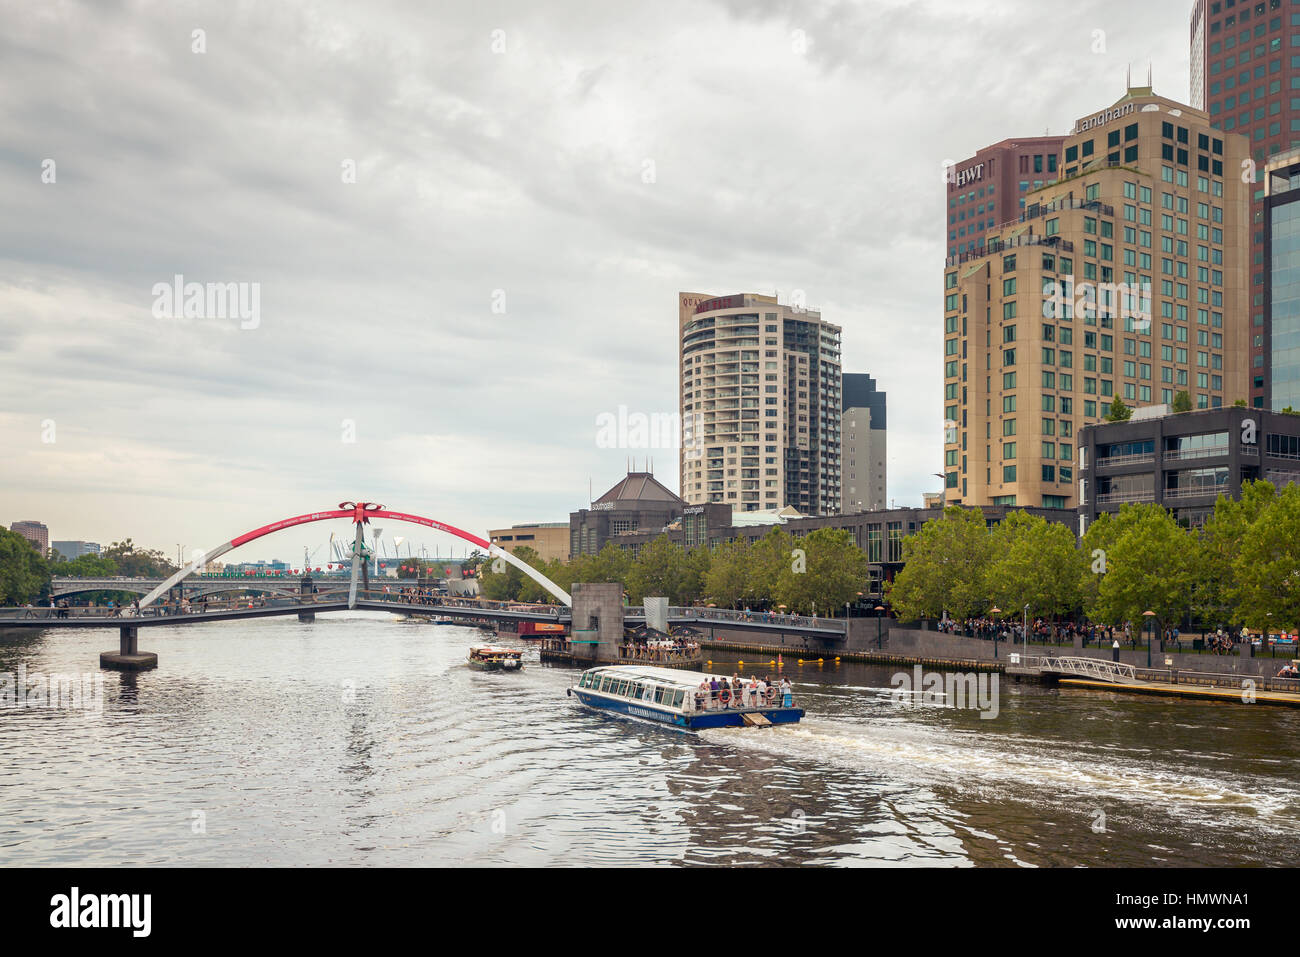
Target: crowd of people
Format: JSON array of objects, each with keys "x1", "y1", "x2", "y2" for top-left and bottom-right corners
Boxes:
[
  {"x1": 937, "y1": 616, "x2": 1247, "y2": 654},
  {"x1": 619, "y1": 639, "x2": 700, "y2": 662},
  {"x1": 693, "y1": 673, "x2": 793, "y2": 711}
]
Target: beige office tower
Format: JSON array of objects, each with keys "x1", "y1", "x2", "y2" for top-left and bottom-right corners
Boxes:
[
  {"x1": 679, "y1": 292, "x2": 842, "y2": 514},
  {"x1": 943, "y1": 86, "x2": 1250, "y2": 508}
]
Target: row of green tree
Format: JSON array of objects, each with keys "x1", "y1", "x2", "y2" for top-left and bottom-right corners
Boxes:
[
  {"x1": 887, "y1": 480, "x2": 1300, "y2": 632},
  {"x1": 478, "y1": 527, "x2": 870, "y2": 615},
  {"x1": 0, "y1": 534, "x2": 176, "y2": 605}
]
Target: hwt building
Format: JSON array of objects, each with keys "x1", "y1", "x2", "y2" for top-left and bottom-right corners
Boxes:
[{"x1": 943, "y1": 85, "x2": 1251, "y2": 508}]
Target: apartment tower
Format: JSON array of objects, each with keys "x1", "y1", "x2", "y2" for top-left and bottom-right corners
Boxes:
[{"x1": 679, "y1": 292, "x2": 842, "y2": 514}]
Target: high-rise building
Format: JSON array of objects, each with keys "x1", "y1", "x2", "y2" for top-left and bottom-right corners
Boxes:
[
  {"x1": 1263, "y1": 150, "x2": 1300, "y2": 409},
  {"x1": 946, "y1": 136, "x2": 1067, "y2": 262},
  {"x1": 1192, "y1": 0, "x2": 1294, "y2": 407},
  {"x1": 10, "y1": 521, "x2": 49, "y2": 556},
  {"x1": 51, "y1": 540, "x2": 102, "y2": 560},
  {"x1": 679, "y1": 292, "x2": 842, "y2": 514},
  {"x1": 842, "y1": 373, "x2": 887, "y2": 512},
  {"x1": 943, "y1": 86, "x2": 1250, "y2": 509}
]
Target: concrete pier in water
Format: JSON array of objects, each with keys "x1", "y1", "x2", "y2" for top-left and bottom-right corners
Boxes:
[{"x1": 100, "y1": 625, "x2": 158, "y2": 671}]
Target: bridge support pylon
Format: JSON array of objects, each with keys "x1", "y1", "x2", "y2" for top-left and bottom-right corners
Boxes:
[
  {"x1": 100, "y1": 625, "x2": 158, "y2": 671},
  {"x1": 570, "y1": 582, "x2": 624, "y2": 664},
  {"x1": 298, "y1": 576, "x2": 315, "y2": 623}
]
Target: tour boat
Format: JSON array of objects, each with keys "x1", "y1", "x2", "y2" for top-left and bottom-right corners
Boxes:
[
  {"x1": 468, "y1": 646, "x2": 524, "y2": 670},
  {"x1": 567, "y1": 665, "x2": 803, "y2": 731}
]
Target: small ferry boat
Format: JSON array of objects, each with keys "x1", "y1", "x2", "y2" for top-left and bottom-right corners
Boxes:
[
  {"x1": 468, "y1": 646, "x2": 524, "y2": 670},
  {"x1": 567, "y1": 665, "x2": 803, "y2": 731}
]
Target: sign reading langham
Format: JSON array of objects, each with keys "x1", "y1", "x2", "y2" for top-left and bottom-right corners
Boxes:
[{"x1": 1073, "y1": 101, "x2": 1136, "y2": 134}]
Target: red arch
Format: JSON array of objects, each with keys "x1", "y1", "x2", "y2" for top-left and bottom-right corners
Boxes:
[
  {"x1": 139, "y1": 505, "x2": 570, "y2": 608},
  {"x1": 229, "y1": 509, "x2": 490, "y2": 551}
]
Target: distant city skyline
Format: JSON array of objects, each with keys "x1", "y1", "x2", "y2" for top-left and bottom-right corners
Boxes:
[{"x1": 0, "y1": 0, "x2": 1194, "y2": 561}]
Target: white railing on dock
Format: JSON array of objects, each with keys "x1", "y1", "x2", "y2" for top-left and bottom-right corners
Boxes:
[{"x1": 1031, "y1": 655, "x2": 1137, "y2": 683}]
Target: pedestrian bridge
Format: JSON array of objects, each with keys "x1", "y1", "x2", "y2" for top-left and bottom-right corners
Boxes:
[
  {"x1": 50, "y1": 576, "x2": 383, "y2": 599},
  {"x1": 1013, "y1": 654, "x2": 1137, "y2": 684}
]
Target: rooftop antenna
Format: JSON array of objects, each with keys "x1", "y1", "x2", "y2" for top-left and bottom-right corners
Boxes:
[
  {"x1": 1147, "y1": 62, "x2": 1153, "y2": 88},
  {"x1": 1125, "y1": 63, "x2": 1131, "y2": 91}
]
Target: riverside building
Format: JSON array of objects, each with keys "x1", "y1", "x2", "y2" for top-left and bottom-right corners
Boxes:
[
  {"x1": 943, "y1": 85, "x2": 1251, "y2": 509},
  {"x1": 1078, "y1": 404, "x2": 1300, "y2": 532},
  {"x1": 679, "y1": 292, "x2": 842, "y2": 515},
  {"x1": 1191, "y1": 0, "x2": 1300, "y2": 407},
  {"x1": 842, "y1": 373, "x2": 888, "y2": 512},
  {"x1": 945, "y1": 136, "x2": 1067, "y2": 261}
]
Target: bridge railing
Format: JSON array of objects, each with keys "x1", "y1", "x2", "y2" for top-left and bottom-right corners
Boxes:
[
  {"x1": 1032, "y1": 655, "x2": 1138, "y2": 683},
  {"x1": 675, "y1": 606, "x2": 848, "y2": 632}
]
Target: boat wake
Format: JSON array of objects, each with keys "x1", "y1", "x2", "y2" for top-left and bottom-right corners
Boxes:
[{"x1": 699, "y1": 717, "x2": 1300, "y2": 834}]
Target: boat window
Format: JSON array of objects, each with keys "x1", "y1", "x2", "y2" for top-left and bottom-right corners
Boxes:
[
  {"x1": 672, "y1": 690, "x2": 685, "y2": 708},
  {"x1": 600, "y1": 677, "x2": 613, "y2": 692},
  {"x1": 653, "y1": 686, "x2": 665, "y2": 704}
]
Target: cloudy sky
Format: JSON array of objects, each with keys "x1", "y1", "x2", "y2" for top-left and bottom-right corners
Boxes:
[{"x1": 0, "y1": 0, "x2": 1193, "y2": 562}]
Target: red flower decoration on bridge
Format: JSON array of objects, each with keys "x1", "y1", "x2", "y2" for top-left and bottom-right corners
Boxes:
[{"x1": 339, "y1": 501, "x2": 384, "y2": 525}]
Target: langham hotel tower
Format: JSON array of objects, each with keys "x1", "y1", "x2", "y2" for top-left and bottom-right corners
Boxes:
[{"x1": 942, "y1": 85, "x2": 1251, "y2": 509}]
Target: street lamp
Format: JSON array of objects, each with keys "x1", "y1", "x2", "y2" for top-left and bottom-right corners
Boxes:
[
  {"x1": 990, "y1": 606, "x2": 1002, "y2": 659},
  {"x1": 875, "y1": 605, "x2": 885, "y2": 650},
  {"x1": 1024, "y1": 603, "x2": 1030, "y2": 661},
  {"x1": 933, "y1": 473, "x2": 946, "y2": 508},
  {"x1": 1142, "y1": 610, "x2": 1157, "y2": 668}
]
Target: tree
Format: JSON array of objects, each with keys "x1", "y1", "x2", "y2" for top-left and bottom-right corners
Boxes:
[
  {"x1": 773, "y1": 527, "x2": 869, "y2": 615},
  {"x1": 508, "y1": 547, "x2": 552, "y2": 603},
  {"x1": 1083, "y1": 503, "x2": 1197, "y2": 628},
  {"x1": 478, "y1": 549, "x2": 525, "y2": 601},
  {"x1": 886, "y1": 506, "x2": 994, "y2": 621},
  {"x1": 625, "y1": 536, "x2": 688, "y2": 604},
  {"x1": 746, "y1": 527, "x2": 794, "y2": 609},
  {"x1": 52, "y1": 553, "x2": 118, "y2": 577},
  {"x1": 0, "y1": 529, "x2": 50, "y2": 604},
  {"x1": 1232, "y1": 483, "x2": 1300, "y2": 631},
  {"x1": 102, "y1": 539, "x2": 176, "y2": 577},
  {"x1": 1172, "y1": 390, "x2": 1193, "y2": 413},
  {"x1": 1106, "y1": 397, "x2": 1133, "y2": 421},
  {"x1": 1198, "y1": 480, "x2": 1277, "y2": 625},
  {"x1": 680, "y1": 546, "x2": 711, "y2": 606},
  {"x1": 986, "y1": 511, "x2": 1084, "y2": 622},
  {"x1": 1232, "y1": 398, "x2": 1247, "y2": 408},
  {"x1": 704, "y1": 538, "x2": 750, "y2": 608}
]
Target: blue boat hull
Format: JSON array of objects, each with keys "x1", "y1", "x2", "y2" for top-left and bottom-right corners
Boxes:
[{"x1": 571, "y1": 689, "x2": 802, "y2": 731}]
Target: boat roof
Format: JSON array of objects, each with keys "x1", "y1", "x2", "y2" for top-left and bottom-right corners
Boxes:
[
  {"x1": 582, "y1": 665, "x2": 780, "y2": 688},
  {"x1": 471, "y1": 645, "x2": 522, "y2": 655}
]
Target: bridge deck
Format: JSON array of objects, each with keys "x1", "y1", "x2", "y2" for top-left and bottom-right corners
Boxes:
[{"x1": 0, "y1": 599, "x2": 847, "y2": 638}]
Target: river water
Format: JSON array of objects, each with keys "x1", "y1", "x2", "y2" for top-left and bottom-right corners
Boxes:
[{"x1": 1, "y1": 611, "x2": 1296, "y2": 867}]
